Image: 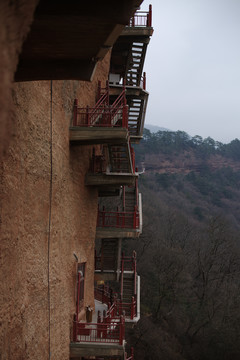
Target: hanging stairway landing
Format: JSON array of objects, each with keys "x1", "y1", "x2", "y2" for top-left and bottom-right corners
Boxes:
[{"x1": 70, "y1": 83, "x2": 129, "y2": 145}]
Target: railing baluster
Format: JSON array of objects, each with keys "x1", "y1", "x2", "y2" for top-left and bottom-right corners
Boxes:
[
  {"x1": 148, "y1": 4, "x2": 152, "y2": 27},
  {"x1": 73, "y1": 99, "x2": 78, "y2": 126},
  {"x1": 73, "y1": 314, "x2": 77, "y2": 342}
]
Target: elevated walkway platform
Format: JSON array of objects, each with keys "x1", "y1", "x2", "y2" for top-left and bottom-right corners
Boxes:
[{"x1": 70, "y1": 342, "x2": 125, "y2": 359}]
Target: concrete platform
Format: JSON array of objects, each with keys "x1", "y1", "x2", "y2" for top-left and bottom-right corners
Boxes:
[{"x1": 69, "y1": 127, "x2": 128, "y2": 145}]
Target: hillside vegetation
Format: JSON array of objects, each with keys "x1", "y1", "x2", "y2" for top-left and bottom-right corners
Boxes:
[{"x1": 127, "y1": 129, "x2": 240, "y2": 360}]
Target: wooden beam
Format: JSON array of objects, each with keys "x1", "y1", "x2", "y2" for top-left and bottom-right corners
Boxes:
[
  {"x1": 85, "y1": 173, "x2": 136, "y2": 187},
  {"x1": 69, "y1": 127, "x2": 129, "y2": 145},
  {"x1": 96, "y1": 228, "x2": 140, "y2": 239},
  {"x1": 121, "y1": 27, "x2": 154, "y2": 37},
  {"x1": 70, "y1": 342, "x2": 125, "y2": 358}
]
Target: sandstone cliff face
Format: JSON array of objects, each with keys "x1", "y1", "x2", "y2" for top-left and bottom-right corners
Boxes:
[
  {"x1": 0, "y1": 52, "x2": 111, "y2": 359},
  {"x1": 0, "y1": 0, "x2": 39, "y2": 159}
]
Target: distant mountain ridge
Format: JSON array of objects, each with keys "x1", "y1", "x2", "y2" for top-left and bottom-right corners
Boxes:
[
  {"x1": 145, "y1": 124, "x2": 170, "y2": 133},
  {"x1": 135, "y1": 128, "x2": 240, "y2": 224},
  {"x1": 131, "y1": 130, "x2": 240, "y2": 360}
]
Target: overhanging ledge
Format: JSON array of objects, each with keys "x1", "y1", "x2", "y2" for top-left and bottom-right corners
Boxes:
[{"x1": 15, "y1": 0, "x2": 144, "y2": 82}]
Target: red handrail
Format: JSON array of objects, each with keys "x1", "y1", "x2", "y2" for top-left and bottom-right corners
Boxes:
[
  {"x1": 129, "y1": 5, "x2": 152, "y2": 27},
  {"x1": 115, "y1": 298, "x2": 137, "y2": 320},
  {"x1": 73, "y1": 81, "x2": 109, "y2": 126},
  {"x1": 123, "y1": 186, "x2": 126, "y2": 210},
  {"x1": 121, "y1": 254, "x2": 124, "y2": 301},
  {"x1": 73, "y1": 318, "x2": 125, "y2": 345},
  {"x1": 133, "y1": 251, "x2": 137, "y2": 296},
  {"x1": 135, "y1": 177, "x2": 139, "y2": 207},
  {"x1": 97, "y1": 210, "x2": 139, "y2": 229},
  {"x1": 76, "y1": 271, "x2": 81, "y2": 316},
  {"x1": 130, "y1": 146, "x2": 135, "y2": 174},
  {"x1": 73, "y1": 85, "x2": 128, "y2": 129},
  {"x1": 148, "y1": 4, "x2": 152, "y2": 27}
]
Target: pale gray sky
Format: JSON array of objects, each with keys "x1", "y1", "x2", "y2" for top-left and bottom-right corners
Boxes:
[{"x1": 142, "y1": 0, "x2": 240, "y2": 143}]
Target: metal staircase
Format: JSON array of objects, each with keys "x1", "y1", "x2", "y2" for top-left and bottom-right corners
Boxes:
[
  {"x1": 108, "y1": 143, "x2": 133, "y2": 174},
  {"x1": 128, "y1": 94, "x2": 147, "y2": 139},
  {"x1": 95, "y1": 251, "x2": 139, "y2": 322},
  {"x1": 122, "y1": 273, "x2": 135, "y2": 305},
  {"x1": 125, "y1": 42, "x2": 148, "y2": 87},
  {"x1": 120, "y1": 252, "x2": 138, "y2": 320},
  {"x1": 100, "y1": 239, "x2": 119, "y2": 272},
  {"x1": 124, "y1": 185, "x2": 136, "y2": 212}
]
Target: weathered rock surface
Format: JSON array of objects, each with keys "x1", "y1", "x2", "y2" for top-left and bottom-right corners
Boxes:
[{"x1": 0, "y1": 50, "x2": 111, "y2": 359}]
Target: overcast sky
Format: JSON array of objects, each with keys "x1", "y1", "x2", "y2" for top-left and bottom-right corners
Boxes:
[{"x1": 142, "y1": 0, "x2": 240, "y2": 143}]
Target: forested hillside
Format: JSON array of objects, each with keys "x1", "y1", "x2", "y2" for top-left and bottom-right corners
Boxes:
[{"x1": 126, "y1": 129, "x2": 240, "y2": 360}]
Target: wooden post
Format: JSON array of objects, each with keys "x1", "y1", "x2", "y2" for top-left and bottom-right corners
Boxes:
[
  {"x1": 86, "y1": 105, "x2": 90, "y2": 126},
  {"x1": 106, "y1": 80, "x2": 109, "y2": 106},
  {"x1": 131, "y1": 296, "x2": 135, "y2": 320},
  {"x1": 148, "y1": 4, "x2": 152, "y2": 27},
  {"x1": 97, "y1": 311, "x2": 101, "y2": 338},
  {"x1": 133, "y1": 251, "x2": 137, "y2": 296},
  {"x1": 120, "y1": 254, "x2": 124, "y2": 300},
  {"x1": 143, "y1": 72, "x2": 146, "y2": 90},
  {"x1": 73, "y1": 99, "x2": 78, "y2": 126},
  {"x1": 73, "y1": 313, "x2": 77, "y2": 342},
  {"x1": 119, "y1": 315, "x2": 124, "y2": 345},
  {"x1": 122, "y1": 104, "x2": 128, "y2": 128},
  {"x1": 102, "y1": 310, "x2": 107, "y2": 339},
  {"x1": 133, "y1": 206, "x2": 137, "y2": 229},
  {"x1": 76, "y1": 271, "x2": 81, "y2": 315}
]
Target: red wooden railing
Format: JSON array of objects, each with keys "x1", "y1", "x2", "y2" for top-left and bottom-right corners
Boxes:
[
  {"x1": 110, "y1": 86, "x2": 128, "y2": 128},
  {"x1": 130, "y1": 146, "x2": 135, "y2": 173},
  {"x1": 115, "y1": 297, "x2": 137, "y2": 320},
  {"x1": 73, "y1": 81, "x2": 109, "y2": 126},
  {"x1": 94, "y1": 283, "x2": 137, "y2": 321},
  {"x1": 73, "y1": 314, "x2": 125, "y2": 345},
  {"x1": 97, "y1": 209, "x2": 139, "y2": 229},
  {"x1": 129, "y1": 5, "x2": 152, "y2": 27},
  {"x1": 121, "y1": 252, "x2": 136, "y2": 272},
  {"x1": 94, "y1": 284, "x2": 118, "y2": 305},
  {"x1": 97, "y1": 80, "x2": 109, "y2": 104},
  {"x1": 97, "y1": 175, "x2": 139, "y2": 230},
  {"x1": 73, "y1": 83, "x2": 128, "y2": 128},
  {"x1": 89, "y1": 140, "x2": 135, "y2": 175}
]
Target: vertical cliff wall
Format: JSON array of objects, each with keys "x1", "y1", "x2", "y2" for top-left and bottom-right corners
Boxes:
[
  {"x1": 0, "y1": 0, "x2": 39, "y2": 159},
  {"x1": 0, "y1": 51, "x2": 111, "y2": 359}
]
